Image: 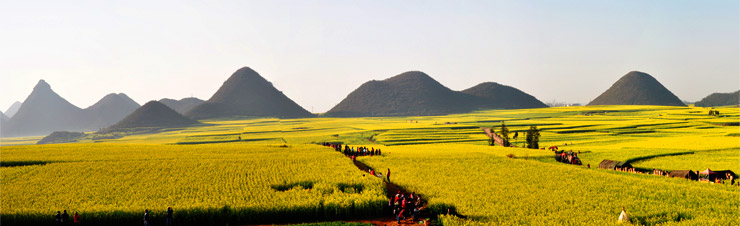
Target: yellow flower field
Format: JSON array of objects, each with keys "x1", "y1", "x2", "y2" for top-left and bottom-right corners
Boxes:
[{"x1": 1, "y1": 105, "x2": 738, "y2": 225}]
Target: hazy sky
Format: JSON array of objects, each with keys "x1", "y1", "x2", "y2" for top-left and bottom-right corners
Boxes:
[{"x1": 1, "y1": 0, "x2": 738, "y2": 113}]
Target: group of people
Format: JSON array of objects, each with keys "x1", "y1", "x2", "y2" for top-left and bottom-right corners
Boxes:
[
  {"x1": 702, "y1": 172, "x2": 736, "y2": 185},
  {"x1": 553, "y1": 149, "x2": 582, "y2": 165},
  {"x1": 56, "y1": 207, "x2": 173, "y2": 226},
  {"x1": 389, "y1": 191, "x2": 423, "y2": 223},
  {"x1": 343, "y1": 145, "x2": 382, "y2": 158},
  {"x1": 615, "y1": 167, "x2": 639, "y2": 174},
  {"x1": 54, "y1": 210, "x2": 80, "y2": 225},
  {"x1": 320, "y1": 143, "x2": 383, "y2": 158},
  {"x1": 652, "y1": 168, "x2": 667, "y2": 176},
  {"x1": 143, "y1": 207, "x2": 174, "y2": 226}
]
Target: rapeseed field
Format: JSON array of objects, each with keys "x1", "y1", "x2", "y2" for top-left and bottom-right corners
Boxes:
[{"x1": 1, "y1": 105, "x2": 738, "y2": 225}]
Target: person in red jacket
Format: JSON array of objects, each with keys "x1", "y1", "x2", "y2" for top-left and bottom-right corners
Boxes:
[
  {"x1": 386, "y1": 168, "x2": 391, "y2": 182},
  {"x1": 397, "y1": 208, "x2": 405, "y2": 223},
  {"x1": 73, "y1": 212, "x2": 81, "y2": 225}
]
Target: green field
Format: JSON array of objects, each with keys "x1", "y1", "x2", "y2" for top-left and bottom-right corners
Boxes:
[{"x1": 2, "y1": 105, "x2": 739, "y2": 225}]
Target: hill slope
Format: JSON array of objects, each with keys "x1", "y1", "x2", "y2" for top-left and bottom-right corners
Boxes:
[
  {"x1": 694, "y1": 90, "x2": 740, "y2": 107},
  {"x1": 588, "y1": 71, "x2": 685, "y2": 106},
  {"x1": 5, "y1": 101, "x2": 22, "y2": 118},
  {"x1": 325, "y1": 71, "x2": 486, "y2": 117},
  {"x1": 186, "y1": 67, "x2": 313, "y2": 119},
  {"x1": 105, "y1": 101, "x2": 197, "y2": 131},
  {"x1": 1, "y1": 110, "x2": 8, "y2": 125},
  {"x1": 461, "y1": 82, "x2": 548, "y2": 109},
  {"x1": 1, "y1": 80, "x2": 86, "y2": 137},
  {"x1": 84, "y1": 93, "x2": 141, "y2": 130},
  {"x1": 159, "y1": 97, "x2": 204, "y2": 115}
]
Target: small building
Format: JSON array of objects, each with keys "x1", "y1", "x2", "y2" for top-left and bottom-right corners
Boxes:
[
  {"x1": 598, "y1": 159, "x2": 632, "y2": 170},
  {"x1": 699, "y1": 169, "x2": 736, "y2": 181},
  {"x1": 668, "y1": 170, "x2": 698, "y2": 180}
]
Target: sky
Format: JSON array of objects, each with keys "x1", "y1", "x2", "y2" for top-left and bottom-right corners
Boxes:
[{"x1": 1, "y1": 0, "x2": 738, "y2": 113}]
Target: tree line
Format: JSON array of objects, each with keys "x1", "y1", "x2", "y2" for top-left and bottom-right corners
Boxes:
[{"x1": 489, "y1": 122, "x2": 540, "y2": 149}]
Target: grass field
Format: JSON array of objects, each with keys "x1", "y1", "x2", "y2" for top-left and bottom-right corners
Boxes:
[{"x1": 1, "y1": 105, "x2": 738, "y2": 225}]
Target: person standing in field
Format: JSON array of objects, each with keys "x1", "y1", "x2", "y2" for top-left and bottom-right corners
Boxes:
[
  {"x1": 73, "y1": 212, "x2": 81, "y2": 225},
  {"x1": 166, "y1": 207, "x2": 174, "y2": 226},
  {"x1": 618, "y1": 206, "x2": 629, "y2": 223},
  {"x1": 55, "y1": 211, "x2": 62, "y2": 224},
  {"x1": 62, "y1": 210, "x2": 69, "y2": 224},
  {"x1": 143, "y1": 209, "x2": 151, "y2": 226},
  {"x1": 387, "y1": 168, "x2": 391, "y2": 182},
  {"x1": 397, "y1": 208, "x2": 404, "y2": 223}
]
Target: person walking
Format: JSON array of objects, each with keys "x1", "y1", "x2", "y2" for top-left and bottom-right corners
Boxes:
[
  {"x1": 143, "y1": 209, "x2": 151, "y2": 226},
  {"x1": 55, "y1": 211, "x2": 62, "y2": 224},
  {"x1": 73, "y1": 212, "x2": 81, "y2": 225},
  {"x1": 386, "y1": 168, "x2": 391, "y2": 182},
  {"x1": 166, "y1": 207, "x2": 174, "y2": 226},
  {"x1": 618, "y1": 206, "x2": 629, "y2": 223},
  {"x1": 413, "y1": 207, "x2": 420, "y2": 221},
  {"x1": 62, "y1": 210, "x2": 69, "y2": 224},
  {"x1": 396, "y1": 208, "x2": 404, "y2": 223}
]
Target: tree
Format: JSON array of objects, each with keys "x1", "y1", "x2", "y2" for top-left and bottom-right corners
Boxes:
[
  {"x1": 499, "y1": 122, "x2": 510, "y2": 147},
  {"x1": 526, "y1": 126, "x2": 540, "y2": 149},
  {"x1": 488, "y1": 127, "x2": 496, "y2": 146}
]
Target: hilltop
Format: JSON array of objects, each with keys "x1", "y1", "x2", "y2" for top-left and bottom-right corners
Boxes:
[
  {"x1": 105, "y1": 101, "x2": 198, "y2": 132},
  {"x1": 694, "y1": 90, "x2": 739, "y2": 107},
  {"x1": 85, "y1": 93, "x2": 140, "y2": 130},
  {"x1": 4, "y1": 101, "x2": 22, "y2": 118},
  {"x1": 1, "y1": 80, "x2": 86, "y2": 137},
  {"x1": 461, "y1": 82, "x2": 548, "y2": 109},
  {"x1": 325, "y1": 71, "x2": 485, "y2": 117},
  {"x1": 159, "y1": 97, "x2": 204, "y2": 115},
  {"x1": 588, "y1": 71, "x2": 685, "y2": 106},
  {"x1": 186, "y1": 67, "x2": 313, "y2": 119},
  {"x1": 0, "y1": 80, "x2": 149, "y2": 137},
  {"x1": 1, "y1": 110, "x2": 8, "y2": 125},
  {"x1": 326, "y1": 72, "x2": 546, "y2": 117}
]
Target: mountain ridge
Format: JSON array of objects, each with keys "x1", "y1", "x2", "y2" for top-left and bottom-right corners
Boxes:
[
  {"x1": 186, "y1": 67, "x2": 314, "y2": 119},
  {"x1": 588, "y1": 71, "x2": 685, "y2": 106}
]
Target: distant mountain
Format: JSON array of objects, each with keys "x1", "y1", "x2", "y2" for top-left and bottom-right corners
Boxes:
[
  {"x1": 84, "y1": 93, "x2": 141, "y2": 130},
  {"x1": 37, "y1": 131, "x2": 86, "y2": 144},
  {"x1": 588, "y1": 71, "x2": 685, "y2": 106},
  {"x1": 186, "y1": 67, "x2": 313, "y2": 119},
  {"x1": 1, "y1": 110, "x2": 8, "y2": 125},
  {"x1": 694, "y1": 90, "x2": 740, "y2": 107},
  {"x1": 325, "y1": 71, "x2": 486, "y2": 117},
  {"x1": 5, "y1": 101, "x2": 22, "y2": 118},
  {"x1": 1, "y1": 80, "x2": 86, "y2": 137},
  {"x1": 461, "y1": 82, "x2": 548, "y2": 109},
  {"x1": 159, "y1": 97, "x2": 204, "y2": 115},
  {"x1": 105, "y1": 101, "x2": 197, "y2": 132}
]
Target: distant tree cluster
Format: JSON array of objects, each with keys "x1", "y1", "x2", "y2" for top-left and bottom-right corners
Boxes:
[
  {"x1": 499, "y1": 122, "x2": 511, "y2": 147},
  {"x1": 525, "y1": 126, "x2": 540, "y2": 149}
]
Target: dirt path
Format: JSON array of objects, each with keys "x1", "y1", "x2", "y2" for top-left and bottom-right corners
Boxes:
[
  {"x1": 351, "y1": 158, "x2": 434, "y2": 225},
  {"x1": 252, "y1": 145, "x2": 465, "y2": 226}
]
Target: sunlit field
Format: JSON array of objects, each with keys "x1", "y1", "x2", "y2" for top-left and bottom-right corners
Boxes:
[{"x1": 2, "y1": 105, "x2": 738, "y2": 225}]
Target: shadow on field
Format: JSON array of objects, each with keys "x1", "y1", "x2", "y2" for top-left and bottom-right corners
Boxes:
[
  {"x1": 632, "y1": 212, "x2": 692, "y2": 225},
  {"x1": 1, "y1": 161, "x2": 51, "y2": 167}
]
